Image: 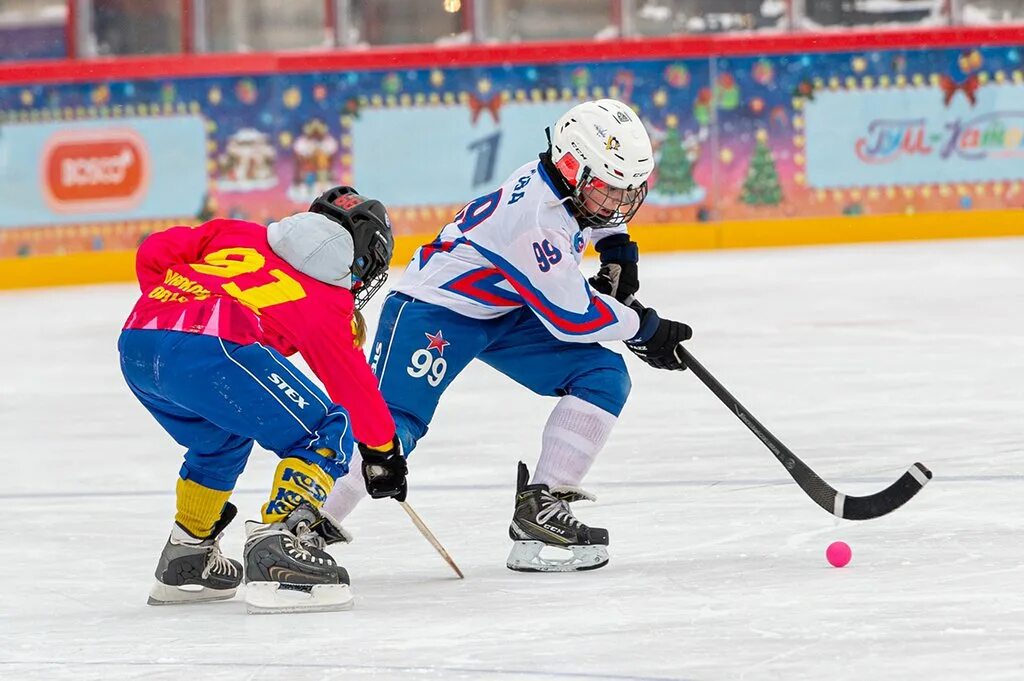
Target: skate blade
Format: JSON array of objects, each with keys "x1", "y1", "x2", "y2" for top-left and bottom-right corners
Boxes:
[
  {"x1": 244, "y1": 581, "x2": 354, "y2": 614},
  {"x1": 147, "y1": 581, "x2": 237, "y2": 606},
  {"x1": 506, "y1": 540, "x2": 609, "y2": 573}
]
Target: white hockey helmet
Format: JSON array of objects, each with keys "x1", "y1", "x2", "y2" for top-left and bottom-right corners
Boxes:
[{"x1": 549, "y1": 99, "x2": 654, "y2": 227}]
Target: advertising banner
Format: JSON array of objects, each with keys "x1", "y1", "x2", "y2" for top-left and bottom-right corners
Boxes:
[
  {"x1": 351, "y1": 101, "x2": 570, "y2": 206},
  {"x1": 1, "y1": 41, "x2": 1022, "y2": 259},
  {"x1": 0, "y1": 115, "x2": 207, "y2": 229},
  {"x1": 806, "y1": 85, "x2": 1024, "y2": 187}
]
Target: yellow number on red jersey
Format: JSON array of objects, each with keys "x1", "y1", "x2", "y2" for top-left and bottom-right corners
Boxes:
[{"x1": 190, "y1": 247, "x2": 306, "y2": 314}]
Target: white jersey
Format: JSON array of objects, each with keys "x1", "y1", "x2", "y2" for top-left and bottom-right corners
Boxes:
[{"x1": 394, "y1": 160, "x2": 640, "y2": 344}]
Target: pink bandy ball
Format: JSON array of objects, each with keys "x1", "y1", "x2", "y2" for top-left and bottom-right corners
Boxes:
[{"x1": 826, "y1": 541, "x2": 852, "y2": 568}]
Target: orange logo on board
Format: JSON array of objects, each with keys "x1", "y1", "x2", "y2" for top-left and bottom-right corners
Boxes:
[{"x1": 42, "y1": 129, "x2": 149, "y2": 212}]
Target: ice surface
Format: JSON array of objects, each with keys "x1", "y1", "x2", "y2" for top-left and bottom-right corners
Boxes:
[{"x1": 2, "y1": 238, "x2": 1023, "y2": 680}]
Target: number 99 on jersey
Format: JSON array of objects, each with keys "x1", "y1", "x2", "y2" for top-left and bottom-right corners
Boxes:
[{"x1": 407, "y1": 349, "x2": 447, "y2": 387}]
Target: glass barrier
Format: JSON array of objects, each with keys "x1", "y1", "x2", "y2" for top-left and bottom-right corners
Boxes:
[
  {"x1": 961, "y1": 0, "x2": 1024, "y2": 23},
  {"x1": 802, "y1": 0, "x2": 949, "y2": 29},
  {"x1": 631, "y1": 0, "x2": 788, "y2": 35},
  {"x1": 347, "y1": 0, "x2": 465, "y2": 46},
  {"x1": 0, "y1": 0, "x2": 66, "y2": 60},
  {"x1": 485, "y1": 0, "x2": 617, "y2": 42},
  {"x1": 202, "y1": 0, "x2": 328, "y2": 52},
  {"x1": 93, "y1": 0, "x2": 182, "y2": 55}
]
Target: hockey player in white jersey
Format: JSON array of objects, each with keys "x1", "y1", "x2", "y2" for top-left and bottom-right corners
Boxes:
[{"x1": 324, "y1": 99, "x2": 692, "y2": 571}]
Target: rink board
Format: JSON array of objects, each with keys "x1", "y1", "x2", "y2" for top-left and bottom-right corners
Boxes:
[
  {"x1": 2, "y1": 208, "x2": 1023, "y2": 290},
  {"x1": 3, "y1": 25, "x2": 1024, "y2": 285}
]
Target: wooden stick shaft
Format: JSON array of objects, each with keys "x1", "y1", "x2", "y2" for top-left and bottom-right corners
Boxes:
[{"x1": 399, "y1": 501, "x2": 464, "y2": 579}]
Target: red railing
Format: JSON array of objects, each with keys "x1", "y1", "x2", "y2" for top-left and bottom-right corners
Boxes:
[{"x1": 2, "y1": 24, "x2": 1023, "y2": 87}]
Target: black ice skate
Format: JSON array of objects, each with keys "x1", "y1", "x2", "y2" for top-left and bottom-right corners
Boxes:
[
  {"x1": 507, "y1": 462, "x2": 609, "y2": 572},
  {"x1": 243, "y1": 502, "x2": 353, "y2": 614},
  {"x1": 148, "y1": 502, "x2": 242, "y2": 606}
]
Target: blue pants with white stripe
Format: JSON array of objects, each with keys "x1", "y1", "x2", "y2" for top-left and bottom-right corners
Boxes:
[
  {"x1": 118, "y1": 329, "x2": 354, "y2": 492},
  {"x1": 370, "y1": 293, "x2": 632, "y2": 456}
]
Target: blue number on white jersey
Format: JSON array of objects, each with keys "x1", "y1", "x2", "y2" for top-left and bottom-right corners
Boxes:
[{"x1": 394, "y1": 160, "x2": 641, "y2": 343}]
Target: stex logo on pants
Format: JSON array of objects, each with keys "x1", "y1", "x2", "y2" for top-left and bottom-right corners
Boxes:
[{"x1": 268, "y1": 372, "x2": 309, "y2": 409}]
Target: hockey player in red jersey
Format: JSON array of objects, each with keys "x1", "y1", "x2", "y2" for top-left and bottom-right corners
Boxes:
[{"x1": 119, "y1": 186, "x2": 399, "y2": 613}]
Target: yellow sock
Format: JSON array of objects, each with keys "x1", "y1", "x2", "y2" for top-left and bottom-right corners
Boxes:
[
  {"x1": 175, "y1": 478, "x2": 232, "y2": 538},
  {"x1": 262, "y1": 456, "x2": 336, "y2": 524}
]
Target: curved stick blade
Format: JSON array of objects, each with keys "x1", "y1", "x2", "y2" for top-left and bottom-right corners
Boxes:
[{"x1": 837, "y1": 463, "x2": 933, "y2": 521}]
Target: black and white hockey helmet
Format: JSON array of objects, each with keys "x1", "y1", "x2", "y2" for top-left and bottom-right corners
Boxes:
[{"x1": 308, "y1": 186, "x2": 395, "y2": 309}]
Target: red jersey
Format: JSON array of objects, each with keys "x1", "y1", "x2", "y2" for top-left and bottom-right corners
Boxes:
[{"x1": 123, "y1": 218, "x2": 395, "y2": 448}]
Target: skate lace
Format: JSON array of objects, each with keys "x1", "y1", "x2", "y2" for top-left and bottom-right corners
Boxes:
[
  {"x1": 252, "y1": 525, "x2": 316, "y2": 561},
  {"x1": 536, "y1": 492, "x2": 582, "y2": 528},
  {"x1": 295, "y1": 523, "x2": 327, "y2": 552},
  {"x1": 286, "y1": 536, "x2": 316, "y2": 561},
  {"x1": 202, "y1": 538, "x2": 238, "y2": 579}
]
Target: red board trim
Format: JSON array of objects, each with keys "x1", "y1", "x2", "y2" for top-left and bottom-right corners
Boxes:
[{"x1": 1, "y1": 25, "x2": 1023, "y2": 86}]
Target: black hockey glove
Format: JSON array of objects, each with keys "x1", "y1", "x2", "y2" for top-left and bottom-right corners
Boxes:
[
  {"x1": 359, "y1": 436, "x2": 407, "y2": 502},
  {"x1": 624, "y1": 305, "x2": 692, "y2": 371},
  {"x1": 588, "y1": 233, "x2": 639, "y2": 304}
]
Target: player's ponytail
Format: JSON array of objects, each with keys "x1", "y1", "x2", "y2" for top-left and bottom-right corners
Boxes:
[{"x1": 352, "y1": 307, "x2": 367, "y2": 348}]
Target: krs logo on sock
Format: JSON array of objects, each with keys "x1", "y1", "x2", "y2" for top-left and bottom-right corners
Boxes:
[
  {"x1": 281, "y1": 466, "x2": 329, "y2": 504},
  {"x1": 263, "y1": 462, "x2": 333, "y2": 521},
  {"x1": 263, "y1": 487, "x2": 305, "y2": 520},
  {"x1": 269, "y1": 373, "x2": 309, "y2": 409}
]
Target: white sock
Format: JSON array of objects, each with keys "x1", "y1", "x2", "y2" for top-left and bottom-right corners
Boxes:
[
  {"x1": 322, "y1": 451, "x2": 368, "y2": 522},
  {"x1": 532, "y1": 396, "x2": 617, "y2": 489}
]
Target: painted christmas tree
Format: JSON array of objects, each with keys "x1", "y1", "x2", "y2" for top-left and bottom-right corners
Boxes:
[
  {"x1": 741, "y1": 133, "x2": 783, "y2": 206},
  {"x1": 656, "y1": 127, "x2": 697, "y2": 197}
]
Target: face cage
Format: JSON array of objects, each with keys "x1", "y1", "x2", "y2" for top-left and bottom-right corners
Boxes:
[
  {"x1": 570, "y1": 178, "x2": 649, "y2": 229},
  {"x1": 352, "y1": 271, "x2": 388, "y2": 310},
  {"x1": 350, "y1": 233, "x2": 392, "y2": 309}
]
